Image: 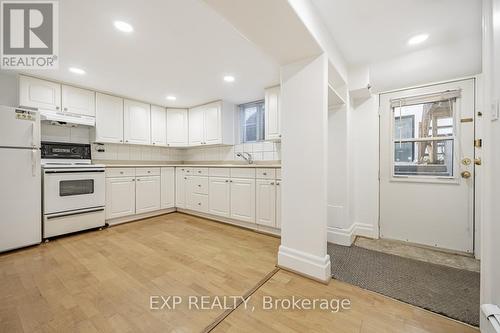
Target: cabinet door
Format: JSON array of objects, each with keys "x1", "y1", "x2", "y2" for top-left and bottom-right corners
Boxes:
[
  {"x1": 256, "y1": 179, "x2": 276, "y2": 227},
  {"x1": 188, "y1": 106, "x2": 204, "y2": 145},
  {"x1": 166, "y1": 109, "x2": 188, "y2": 146},
  {"x1": 230, "y1": 178, "x2": 256, "y2": 223},
  {"x1": 161, "y1": 167, "x2": 175, "y2": 209},
  {"x1": 136, "y1": 176, "x2": 161, "y2": 214},
  {"x1": 276, "y1": 180, "x2": 281, "y2": 228},
  {"x1": 105, "y1": 177, "x2": 135, "y2": 219},
  {"x1": 265, "y1": 86, "x2": 281, "y2": 140},
  {"x1": 124, "y1": 100, "x2": 151, "y2": 145},
  {"x1": 175, "y1": 168, "x2": 187, "y2": 208},
  {"x1": 204, "y1": 103, "x2": 222, "y2": 145},
  {"x1": 209, "y1": 177, "x2": 230, "y2": 217},
  {"x1": 61, "y1": 85, "x2": 95, "y2": 116},
  {"x1": 95, "y1": 93, "x2": 124, "y2": 143},
  {"x1": 151, "y1": 105, "x2": 167, "y2": 146},
  {"x1": 19, "y1": 76, "x2": 61, "y2": 111}
]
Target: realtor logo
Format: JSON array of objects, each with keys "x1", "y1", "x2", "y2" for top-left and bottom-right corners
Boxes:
[{"x1": 1, "y1": 0, "x2": 58, "y2": 69}]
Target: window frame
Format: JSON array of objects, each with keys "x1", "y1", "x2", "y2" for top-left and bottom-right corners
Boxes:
[
  {"x1": 389, "y1": 97, "x2": 461, "y2": 184},
  {"x1": 239, "y1": 100, "x2": 265, "y2": 143}
]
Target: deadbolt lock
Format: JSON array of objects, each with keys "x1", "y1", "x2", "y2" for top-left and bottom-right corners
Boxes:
[
  {"x1": 461, "y1": 158, "x2": 472, "y2": 166},
  {"x1": 475, "y1": 158, "x2": 482, "y2": 166},
  {"x1": 461, "y1": 171, "x2": 471, "y2": 179}
]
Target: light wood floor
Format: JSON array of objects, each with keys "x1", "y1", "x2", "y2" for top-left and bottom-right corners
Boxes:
[{"x1": 0, "y1": 213, "x2": 478, "y2": 333}]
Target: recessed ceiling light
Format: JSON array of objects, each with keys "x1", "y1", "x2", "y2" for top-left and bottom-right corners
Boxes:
[
  {"x1": 114, "y1": 20, "x2": 133, "y2": 33},
  {"x1": 69, "y1": 67, "x2": 85, "y2": 75},
  {"x1": 223, "y1": 75, "x2": 235, "y2": 83},
  {"x1": 166, "y1": 95, "x2": 176, "y2": 101},
  {"x1": 408, "y1": 34, "x2": 429, "y2": 45}
]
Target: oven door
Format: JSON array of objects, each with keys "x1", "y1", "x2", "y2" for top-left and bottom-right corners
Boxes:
[{"x1": 43, "y1": 168, "x2": 105, "y2": 214}]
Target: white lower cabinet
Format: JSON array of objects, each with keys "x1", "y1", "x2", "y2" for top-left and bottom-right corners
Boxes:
[
  {"x1": 135, "y1": 176, "x2": 161, "y2": 214},
  {"x1": 209, "y1": 177, "x2": 231, "y2": 217},
  {"x1": 105, "y1": 177, "x2": 136, "y2": 219},
  {"x1": 276, "y1": 180, "x2": 281, "y2": 228},
  {"x1": 256, "y1": 179, "x2": 276, "y2": 227},
  {"x1": 161, "y1": 167, "x2": 175, "y2": 209},
  {"x1": 230, "y1": 178, "x2": 256, "y2": 223},
  {"x1": 175, "y1": 168, "x2": 189, "y2": 208}
]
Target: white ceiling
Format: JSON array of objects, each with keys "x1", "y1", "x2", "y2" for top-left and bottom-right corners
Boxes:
[
  {"x1": 23, "y1": 0, "x2": 280, "y2": 107},
  {"x1": 311, "y1": 0, "x2": 482, "y2": 66}
]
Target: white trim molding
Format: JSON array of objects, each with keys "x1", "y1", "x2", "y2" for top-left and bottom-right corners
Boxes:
[
  {"x1": 278, "y1": 245, "x2": 331, "y2": 283},
  {"x1": 327, "y1": 222, "x2": 377, "y2": 246}
]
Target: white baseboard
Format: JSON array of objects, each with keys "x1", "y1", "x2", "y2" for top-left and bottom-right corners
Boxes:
[
  {"x1": 278, "y1": 245, "x2": 331, "y2": 283},
  {"x1": 327, "y1": 222, "x2": 377, "y2": 246}
]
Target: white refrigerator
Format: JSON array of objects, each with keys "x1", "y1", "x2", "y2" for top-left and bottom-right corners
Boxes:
[{"x1": 0, "y1": 105, "x2": 41, "y2": 252}]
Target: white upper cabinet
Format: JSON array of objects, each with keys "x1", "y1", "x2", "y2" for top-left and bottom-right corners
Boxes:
[
  {"x1": 188, "y1": 106, "x2": 205, "y2": 145},
  {"x1": 166, "y1": 109, "x2": 188, "y2": 146},
  {"x1": 124, "y1": 100, "x2": 151, "y2": 145},
  {"x1": 61, "y1": 85, "x2": 95, "y2": 116},
  {"x1": 188, "y1": 101, "x2": 234, "y2": 146},
  {"x1": 19, "y1": 75, "x2": 61, "y2": 111},
  {"x1": 151, "y1": 105, "x2": 167, "y2": 146},
  {"x1": 95, "y1": 93, "x2": 124, "y2": 143},
  {"x1": 265, "y1": 86, "x2": 281, "y2": 141}
]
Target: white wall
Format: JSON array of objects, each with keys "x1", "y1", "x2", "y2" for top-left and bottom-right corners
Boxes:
[
  {"x1": 278, "y1": 54, "x2": 331, "y2": 282},
  {"x1": 370, "y1": 37, "x2": 481, "y2": 93}
]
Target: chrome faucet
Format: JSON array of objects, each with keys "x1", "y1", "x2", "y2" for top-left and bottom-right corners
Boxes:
[{"x1": 236, "y1": 152, "x2": 254, "y2": 164}]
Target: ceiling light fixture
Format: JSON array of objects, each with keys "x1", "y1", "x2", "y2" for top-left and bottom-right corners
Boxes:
[
  {"x1": 166, "y1": 95, "x2": 176, "y2": 101},
  {"x1": 114, "y1": 20, "x2": 134, "y2": 33},
  {"x1": 223, "y1": 75, "x2": 235, "y2": 83},
  {"x1": 69, "y1": 67, "x2": 86, "y2": 75},
  {"x1": 408, "y1": 34, "x2": 429, "y2": 45}
]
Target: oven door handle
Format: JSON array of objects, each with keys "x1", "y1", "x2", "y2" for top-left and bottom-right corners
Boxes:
[
  {"x1": 46, "y1": 208, "x2": 105, "y2": 220},
  {"x1": 44, "y1": 170, "x2": 105, "y2": 174}
]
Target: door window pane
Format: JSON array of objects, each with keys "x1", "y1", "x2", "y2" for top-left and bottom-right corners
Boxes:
[
  {"x1": 60, "y1": 179, "x2": 94, "y2": 196},
  {"x1": 393, "y1": 99, "x2": 455, "y2": 177}
]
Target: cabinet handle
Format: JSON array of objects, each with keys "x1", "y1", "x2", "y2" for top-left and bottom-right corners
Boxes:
[
  {"x1": 120, "y1": 171, "x2": 124, "y2": 174},
  {"x1": 119, "y1": 139, "x2": 123, "y2": 143},
  {"x1": 225, "y1": 180, "x2": 229, "y2": 183},
  {"x1": 270, "y1": 182, "x2": 275, "y2": 185},
  {"x1": 197, "y1": 184, "x2": 201, "y2": 187},
  {"x1": 153, "y1": 142, "x2": 155, "y2": 145},
  {"x1": 263, "y1": 172, "x2": 267, "y2": 175},
  {"x1": 64, "y1": 107, "x2": 68, "y2": 111},
  {"x1": 125, "y1": 140, "x2": 129, "y2": 143},
  {"x1": 147, "y1": 171, "x2": 151, "y2": 173},
  {"x1": 137, "y1": 179, "x2": 141, "y2": 181},
  {"x1": 277, "y1": 182, "x2": 280, "y2": 186},
  {"x1": 56, "y1": 106, "x2": 60, "y2": 110},
  {"x1": 198, "y1": 171, "x2": 201, "y2": 173},
  {"x1": 198, "y1": 202, "x2": 201, "y2": 206},
  {"x1": 132, "y1": 179, "x2": 135, "y2": 181},
  {"x1": 184, "y1": 177, "x2": 187, "y2": 180}
]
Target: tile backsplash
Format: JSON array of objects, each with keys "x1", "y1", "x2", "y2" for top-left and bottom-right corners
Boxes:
[{"x1": 91, "y1": 143, "x2": 184, "y2": 162}]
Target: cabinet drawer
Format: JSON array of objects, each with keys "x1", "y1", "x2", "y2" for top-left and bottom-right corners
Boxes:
[
  {"x1": 209, "y1": 168, "x2": 230, "y2": 177},
  {"x1": 192, "y1": 168, "x2": 209, "y2": 176},
  {"x1": 189, "y1": 193, "x2": 209, "y2": 213},
  {"x1": 230, "y1": 168, "x2": 256, "y2": 179},
  {"x1": 136, "y1": 168, "x2": 160, "y2": 177},
  {"x1": 106, "y1": 168, "x2": 135, "y2": 178},
  {"x1": 189, "y1": 176, "x2": 209, "y2": 195},
  {"x1": 276, "y1": 168, "x2": 282, "y2": 179},
  {"x1": 256, "y1": 168, "x2": 276, "y2": 179}
]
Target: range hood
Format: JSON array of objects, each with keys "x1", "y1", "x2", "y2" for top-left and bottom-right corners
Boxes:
[{"x1": 39, "y1": 109, "x2": 95, "y2": 127}]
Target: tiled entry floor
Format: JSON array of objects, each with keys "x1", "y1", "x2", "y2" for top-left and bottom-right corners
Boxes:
[{"x1": 354, "y1": 237, "x2": 480, "y2": 272}]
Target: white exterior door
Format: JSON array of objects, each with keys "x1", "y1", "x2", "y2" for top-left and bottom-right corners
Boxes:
[
  {"x1": 135, "y1": 176, "x2": 160, "y2": 214},
  {"x1": 276, "y1": 180, "x2": 282, "y2": 228},
  {"x1": 204, "y1": 103, "x2": 221, "y2": 145},
  {"x1": 151, "y1": 105, "x2": 167, "y2": 146},
  {"x1": 379, "y1": 79, "x2": 475, "y2": 253},
  {"x1": 256, "y1": 179, "x2": 276, "y2": 227},
  {"x1": 189, "y1": 106, "x2": 205, "y2": 145},
  {"x1": 230, "y1": 178, "x2": 256, "y2": 223},
  {"x1": 105, "y1": 177, "x2": 135, "y2": 219},
  {"x1": 167, "y1": 109, "x2": 188, "y2": 146},
  {"x1": 61, "y1": 85, "x2": 95, "y2": 116},
  {"x1": 161, "y1": 167, "x2": 175, "y2": 209},
  {"x1": 95, "y1": 93, "x2": 124, "y2": 143},
  {"x1": 209, "y1": 177, "x2": 231, "y2": 217},
  {"x1": 124, "y1": 100, "x2": 151, "y2": 145},
  {"x1": 19, "y1": 76, "x2": 61, "y2": 111},
  {"x1": 265, "y1": 86, "x2": 281, "y2": 141}
]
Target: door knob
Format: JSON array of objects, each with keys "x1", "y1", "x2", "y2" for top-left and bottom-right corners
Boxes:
[{"x1": 461, "y1": 171, "x2": 471, "y2": 179}]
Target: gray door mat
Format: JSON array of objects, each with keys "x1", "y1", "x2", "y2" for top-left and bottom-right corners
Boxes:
[{"x1": 327, "y1": 243, "x2": 480, "y2": 326}]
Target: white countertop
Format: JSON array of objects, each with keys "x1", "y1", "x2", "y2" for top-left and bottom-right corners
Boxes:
[{"x1": 102, "y1": 164, "x2": 281, "y2": 168}]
